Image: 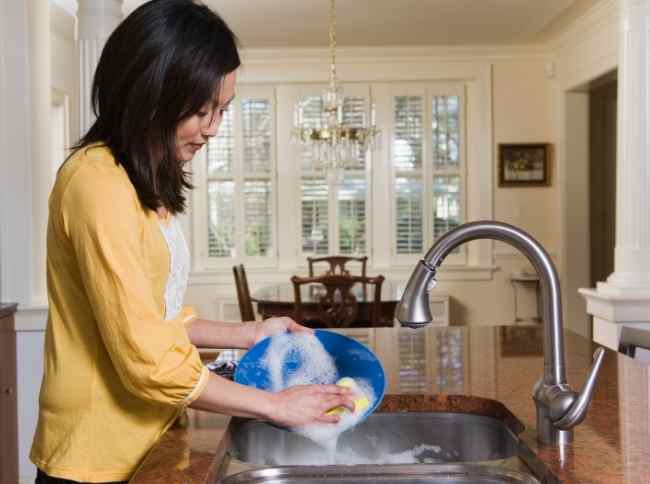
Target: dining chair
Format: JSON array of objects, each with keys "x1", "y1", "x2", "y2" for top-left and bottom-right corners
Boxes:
[
  {"x1": 291, "y1": 273, "x2": 385, "y2": 328},
  {"x1": 232, "y1": 264, "x2": 256, "y2": 322},
  {"x1": 307, "y1": 255, "x2": 368, "y2": 278}
]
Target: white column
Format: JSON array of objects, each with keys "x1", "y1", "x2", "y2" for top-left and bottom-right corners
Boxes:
[
  {"x1": 605, "y1": 0, "x2": 650, "y2": 293},
  {"x1": 581, "y1": 0, "x2": 650, "y2": 349},
  {"x1": 78, "y1": 0, "x2": 123, "y2": 134},
  {"x1": 27, "y1": 0, "x2": 52, "y2": 305}
]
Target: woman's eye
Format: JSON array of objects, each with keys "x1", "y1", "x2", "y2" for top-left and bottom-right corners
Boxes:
[{"x1": 198, "y1": 111, "x2": 209, "y2": 117}]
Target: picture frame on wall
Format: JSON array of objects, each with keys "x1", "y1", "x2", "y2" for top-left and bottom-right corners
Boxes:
[{"x1": 498, "y1": 143, "x2": 550, "y2": 187}]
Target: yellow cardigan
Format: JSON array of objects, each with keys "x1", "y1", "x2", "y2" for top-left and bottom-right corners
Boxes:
[{"x1": 30, "y1": 145, "x2": 210, "y2": 482}]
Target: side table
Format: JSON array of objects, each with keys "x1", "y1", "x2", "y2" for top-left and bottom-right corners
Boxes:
[{"x1": 508, "y1": 273, "x2": 541, "y2": 324}]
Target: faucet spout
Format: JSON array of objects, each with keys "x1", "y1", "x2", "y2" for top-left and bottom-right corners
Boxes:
[{"x1": 396, "y1": 221, "x2": 604, "y2": 445}]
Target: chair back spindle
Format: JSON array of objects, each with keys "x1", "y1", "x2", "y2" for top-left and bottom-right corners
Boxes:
[
  {"x1": 291, "y1": 274, "x2": 384, "y2": 328},
  {"x1": 232, "y1": 264, "x2": 256, "y2": 322},
  {"x1": 307, "y1": 255, "x2": 368, "y2": 278}
]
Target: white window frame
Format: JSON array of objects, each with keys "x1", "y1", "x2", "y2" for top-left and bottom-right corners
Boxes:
[
  {"x1": 190, "y1": 54, "x2": 494, "y2": 282},
  {"x1": 192, "y1": 85, "x2": 278, "y2": 270},
  {"x1": 374, "y1": 82, "x2": 467, "y2": 267}
]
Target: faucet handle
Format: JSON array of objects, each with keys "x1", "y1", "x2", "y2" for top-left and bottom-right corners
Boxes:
[{"x1": 553, "y1": 347, "x2": 605, "y2": 430}]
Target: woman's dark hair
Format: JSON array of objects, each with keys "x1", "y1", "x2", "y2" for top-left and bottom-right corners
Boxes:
[{"x1": 75, "y1": 0, "x2": 240, "y2": 214}]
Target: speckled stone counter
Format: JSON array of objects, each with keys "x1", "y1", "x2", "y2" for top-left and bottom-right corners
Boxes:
[{"x1": 130, "y1": 326, "x2": 650, "y2": 484}]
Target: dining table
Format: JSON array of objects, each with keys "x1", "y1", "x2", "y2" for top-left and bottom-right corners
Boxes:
[{"x1": 251, "y1": 279, "x2": 406, "y2": 328}]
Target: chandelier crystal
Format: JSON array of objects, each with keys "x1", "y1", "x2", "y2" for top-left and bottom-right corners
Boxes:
[{"x1": 292, "y1": 0, "x2": 380, "y2": 182}]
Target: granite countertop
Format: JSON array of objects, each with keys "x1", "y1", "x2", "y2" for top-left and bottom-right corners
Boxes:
[
  {"x1": 0, "y1": 303, "x2": 18, "y2": 320},
  {"x1": 130, "y1": 325, "x2": 650, "y2": 484}
]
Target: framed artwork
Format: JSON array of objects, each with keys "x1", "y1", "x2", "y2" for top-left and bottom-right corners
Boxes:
[{"x1": 498, "y1": 143, "x2": 550, "y2": 187}]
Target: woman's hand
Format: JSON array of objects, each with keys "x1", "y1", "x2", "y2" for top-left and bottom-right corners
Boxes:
[
  {"x1": 268, "y1": 384, "x2": 355, "y2": 427},
  {"x1": 247, "y1": 316, "x2": 313, "y2": 347}
]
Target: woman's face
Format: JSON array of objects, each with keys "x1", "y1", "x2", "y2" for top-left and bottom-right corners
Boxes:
[{"x1": 175, "y1": 70, "x2": 237, "y2": 162}]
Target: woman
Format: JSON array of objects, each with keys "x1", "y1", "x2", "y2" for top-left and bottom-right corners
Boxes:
[{"x1": 30, "y1": 1, "x2": 353, "y2": 482}]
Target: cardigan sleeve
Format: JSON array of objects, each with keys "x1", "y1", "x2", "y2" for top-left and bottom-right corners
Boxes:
[{"x1": 60, "y1": 167, "x2": 209, "y2": 407}]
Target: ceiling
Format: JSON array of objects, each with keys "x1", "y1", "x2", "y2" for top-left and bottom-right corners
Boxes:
[{"x1": 123, "y1": 0, "x2": 598, "y2": 47}]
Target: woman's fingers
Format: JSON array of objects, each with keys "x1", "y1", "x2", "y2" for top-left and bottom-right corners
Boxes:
[
  {"x1": 320, "y1": 392, "x2": 356, "y2": 412},
  {"x1": 316, "y1": 413, "x2": 341, "y2": 424},
  {"x1": 290, "y1": 321, "x2": 314, "y2": 333},
  {"x1": 318, "y1": 384, "x2": 353, "y2": 396},
  {"x1": 315, "y1": 385, "x2": 356, "y2": 411},
  {"x1": 270, "y1": 383, "x2": 364, "y2": 427}
]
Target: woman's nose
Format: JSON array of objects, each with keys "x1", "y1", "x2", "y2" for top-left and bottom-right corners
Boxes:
[{"x1": 203, "y1": 112, "x2": 221, "y2": 138}]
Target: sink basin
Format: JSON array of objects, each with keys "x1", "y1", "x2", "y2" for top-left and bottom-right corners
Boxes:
[
  {"x1": 219, "y1": 464, "x2": 539, "y2": 484},
  {"x1": 227, "y1": 412, "x2": 520, "y2": 466}
]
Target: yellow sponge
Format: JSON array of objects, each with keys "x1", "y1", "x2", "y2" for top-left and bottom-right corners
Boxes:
[{"x1": 326, "y1": 377, "x2": 370, "y2": 415}]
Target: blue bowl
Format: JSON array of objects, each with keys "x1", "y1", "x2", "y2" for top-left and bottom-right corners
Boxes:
[{"x1": 234, "y1": 329, "x2": 386, "y2": 419}]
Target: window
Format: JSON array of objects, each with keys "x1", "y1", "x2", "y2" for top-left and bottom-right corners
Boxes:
[
  {"x1": 389, "y1": 84, "x2": 466, "y2": 265},
  {"x1": 201, "y1": 86, "x2": 276, "y2": 267},
  {"x1": 297, "y1": 85, "x2": 371, "y2": 257},
  {"x1": 193, "y1": 81, "x2": 470, "y2": 273}
]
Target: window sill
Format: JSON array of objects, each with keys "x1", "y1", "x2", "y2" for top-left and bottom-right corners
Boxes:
[{"x1": 189, "y1": 264, "x2": 499, "y2": 286}]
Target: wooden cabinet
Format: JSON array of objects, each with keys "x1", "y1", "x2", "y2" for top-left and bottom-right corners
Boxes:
[{"x1": 0, "y1": 303, "x2": 18, "y2": 484}]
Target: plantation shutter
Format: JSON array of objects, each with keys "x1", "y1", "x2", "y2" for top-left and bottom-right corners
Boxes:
[
  {"x1": 206, "y1": 87, "x2": 276, "y2": 264},
  {"x1": 298, "y1": 86, "x2": 371, "y2": 256},
  {"x1": 391, "y1": 84, "x2": 465, "y2": 263},
  {"x1": 394, "y1": 95, "x2": 424, "y2": 255}
]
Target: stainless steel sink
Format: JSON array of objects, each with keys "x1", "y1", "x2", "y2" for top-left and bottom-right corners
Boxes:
[
  {"x1": 219, "y1": 464, "x2": 540, "y2": 484},
  {"x1": 227, "y1": 413, "x2": 520, "y2": 466}
]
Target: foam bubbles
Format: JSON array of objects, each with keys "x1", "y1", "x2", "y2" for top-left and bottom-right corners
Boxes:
[
  {"x1": 262, "y1": 332, "x2": 377, "y2": 463},
  {"x1": 263, "y1": 332, "x2": 338, "y2": 392},
  {"x1": 334, "y1": 443, "x2": 446, "y2": 465}
]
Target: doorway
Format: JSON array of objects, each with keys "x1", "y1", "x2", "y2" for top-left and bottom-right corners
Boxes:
[{"x1": 589, "y1": 75, "x2": 617, "y2": 287}]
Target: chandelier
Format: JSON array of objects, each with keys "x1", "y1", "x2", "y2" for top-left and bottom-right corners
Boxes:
[{"x1": 292, "y1": 0, "x2": 380, "y2": 182}]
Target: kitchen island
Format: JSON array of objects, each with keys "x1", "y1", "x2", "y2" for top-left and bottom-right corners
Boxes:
[{"x1": 130, "y1": 325, "x2": 650, "y2": 484}]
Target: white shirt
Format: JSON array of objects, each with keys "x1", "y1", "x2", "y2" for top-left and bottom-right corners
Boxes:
[{"x1": 158, "y1": 216, "x2": 190, "y2": 320}]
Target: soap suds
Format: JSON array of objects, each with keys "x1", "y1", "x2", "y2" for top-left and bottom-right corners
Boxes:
[{"x1": 262, "y1": 332, "x2": 376, "y2": 462}]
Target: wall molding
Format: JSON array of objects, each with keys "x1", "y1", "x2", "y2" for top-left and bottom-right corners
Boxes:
[
  {"x1": 549, "y1": 0, "x2": 618, "y2": 90},
  {"x1": 15, "y1": 305, "x2": 48, "y2": 332},
  {"x1": 548, "y1": 0, "x2": 618, "y2": 52},
  {"x1": 241, "y1": 45, "x2": 553, "y2": 65},
  {"x1": 581, "y1": 288, "x2": 650, "y2": 321}
]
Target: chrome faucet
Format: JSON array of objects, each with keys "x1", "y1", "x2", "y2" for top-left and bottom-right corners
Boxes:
[{"x1": 396, "y1": 221, "x2": 605, "y2": 445}]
